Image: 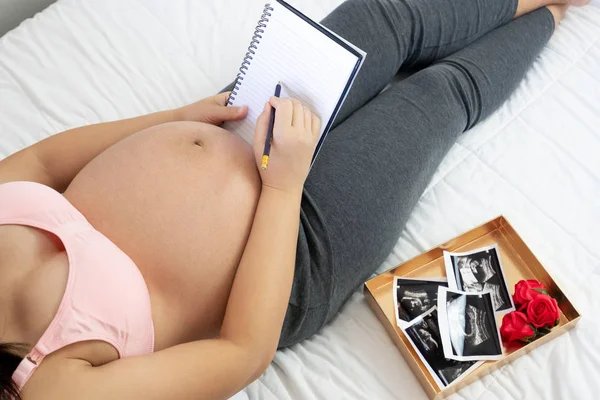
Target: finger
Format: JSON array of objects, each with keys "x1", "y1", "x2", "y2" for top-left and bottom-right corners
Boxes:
[
  {"x1": 270, "y1": 97, "x2": 293, "y2": 131},
  {"x1": 214, "y1": 92, "x2": 231, "y2": 106},
  {"x1": 253, "y1": 102, "x2": 271, "y2": 155},
  {"x1": 304, "y1": 107, "x2": 312, "y2": 133},
  {"x1": 209, "y1": 104, "x2": 247, "y2": 122},
  {"x1": 311, "y1": 114, "x2": 321, "y2": 138},
  {"x1": 291, "y1": 99, "x2": 304, "y2": 128}
]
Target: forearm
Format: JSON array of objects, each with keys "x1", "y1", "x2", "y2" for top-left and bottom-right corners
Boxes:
[
  {"x1": 220, "y1": 185, "x2": 301, "y2": 362},
  {"x1": 29, "y1": 109, "x2": 177, "y2": 191}
]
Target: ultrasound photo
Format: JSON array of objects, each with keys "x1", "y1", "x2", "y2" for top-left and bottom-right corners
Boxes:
[
  {"x1": 437, "y1": 288, "x2": 503, "y2": 362},
  {"x1": 444, "y1": 244, "x2": 514, "y2": 313},
  {"x1": 394, "y1": 277, "x2": 448, "y2": 327},
  {"x1": 403, "y1": 307, "x2": 482, "y2": 389}
]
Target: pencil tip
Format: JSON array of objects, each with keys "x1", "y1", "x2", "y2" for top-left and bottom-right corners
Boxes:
[{"x1": 277, "y1": 81, "x2": 282, "y2": 86}]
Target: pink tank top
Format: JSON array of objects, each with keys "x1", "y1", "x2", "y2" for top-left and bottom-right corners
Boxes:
[{"x1": 0, "y1": 181, "x2": 155, "y2": 391}]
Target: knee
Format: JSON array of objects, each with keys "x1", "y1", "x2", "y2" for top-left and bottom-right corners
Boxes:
[
  {"x1": 438, "y1": 61, "x2": 483, "y2": 130},
  {"x1": 419, "y1": 61, "x2": 483, "y2": 130}
]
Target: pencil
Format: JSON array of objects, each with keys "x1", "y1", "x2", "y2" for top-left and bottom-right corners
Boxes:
[{"x1": 261, "y1": 81, "x2": 282, "y2": 170}]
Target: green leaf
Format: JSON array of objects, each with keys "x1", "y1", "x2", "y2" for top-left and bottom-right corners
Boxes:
[
  {"x1": 538, "y1": 327, "x2": 552, "y2": 335},
  {"x1": 525, "y1": 324, "x2": 538, "y2": 342},
  {"x1": 533, "y1": 288, "x2": 549, "y2": 296}
]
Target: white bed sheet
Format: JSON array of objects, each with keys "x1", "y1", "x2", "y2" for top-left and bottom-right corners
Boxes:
[{"x1": 1, "y1": 0, "x2": 599, "y2": 399}]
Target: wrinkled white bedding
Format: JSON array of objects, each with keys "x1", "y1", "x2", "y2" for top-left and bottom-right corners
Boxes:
[{"x1": 1, "y1": 0, "x2": 599, "y2": 399}]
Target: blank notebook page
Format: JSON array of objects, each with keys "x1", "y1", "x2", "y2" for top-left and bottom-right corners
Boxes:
[{"x1": 223, "y1": 1, "x2": 363, "y2": 145}]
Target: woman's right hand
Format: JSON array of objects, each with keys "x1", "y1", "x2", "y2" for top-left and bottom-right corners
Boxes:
[{"x1": 253, "y1": 97, "x2": 321, "y2": 195}]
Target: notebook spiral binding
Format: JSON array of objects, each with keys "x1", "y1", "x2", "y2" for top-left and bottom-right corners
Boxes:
[{"x1": 227, "y1": 3, "x2": 275, "y2": 106}]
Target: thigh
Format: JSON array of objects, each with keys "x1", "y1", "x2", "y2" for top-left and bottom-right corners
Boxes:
[
  {"x1": 317, "y1": 0, "x2": 518, "y2": 126},
  {"x1": 319, "y1": 0, "x2": 406, "y2": 125},
  {"x1": 302, "y1": 64, "x2": 470, "y2": 314}
]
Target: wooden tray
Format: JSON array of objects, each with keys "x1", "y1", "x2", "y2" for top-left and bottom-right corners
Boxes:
[{"x1": 364, "y1": 216, "x2": 581, "y2": 399}]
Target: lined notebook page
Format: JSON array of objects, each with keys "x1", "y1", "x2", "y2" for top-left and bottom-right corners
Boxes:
[{"x1": 223, "y1": 1, "x2": 363, "y2": 145}]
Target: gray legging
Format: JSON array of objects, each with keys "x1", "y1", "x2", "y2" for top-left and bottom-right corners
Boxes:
[{"x1": 237, "y1": 0, "x2": 555, "y2": 347}]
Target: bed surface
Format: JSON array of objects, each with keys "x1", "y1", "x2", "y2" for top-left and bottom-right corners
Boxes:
[{"x1": 1, "y1": 0, "x2": 599, "y2": 399}]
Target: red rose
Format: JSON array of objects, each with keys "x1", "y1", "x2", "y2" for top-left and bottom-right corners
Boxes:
[
  {"x1": 500, "y1": 311, "x2": 536, "y2": 345},
  {"x1": 526, "y1": 295, "x2": 560, "y2": 328},
  {"x1": 513, "y1": 280, "x2": 547, "y2": 311}
]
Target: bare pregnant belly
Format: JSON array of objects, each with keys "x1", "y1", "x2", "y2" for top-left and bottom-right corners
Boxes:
[{"x1": 64, "y1": 122, "x2": 261, "y2": 349}]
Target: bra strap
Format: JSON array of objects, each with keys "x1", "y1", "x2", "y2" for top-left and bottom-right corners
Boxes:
[{"x1": 12, "y1": 347, "x2": 45, "y2": 390}]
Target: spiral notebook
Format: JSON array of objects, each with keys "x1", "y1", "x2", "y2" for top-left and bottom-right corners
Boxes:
[{"x1": 223, "y1": 0, "x2": 366, "y2": 159}]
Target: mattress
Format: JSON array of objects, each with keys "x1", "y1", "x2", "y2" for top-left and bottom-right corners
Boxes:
[{"x1": 1, "y1": 0, "x2": 599, "y2": 399}]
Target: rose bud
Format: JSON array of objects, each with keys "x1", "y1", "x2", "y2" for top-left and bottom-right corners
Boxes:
[
  {"x1": 513, "y1": 279, "x2": 547, "y2": 311},
  {"x1": 500, "y1": 311, "x2": 536, "y2": 346},
  {"x1": 526, "y1": 295, "x2": 560, "y2": 329}
]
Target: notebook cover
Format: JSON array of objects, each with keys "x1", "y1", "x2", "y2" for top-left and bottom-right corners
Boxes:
[{"x1": 276, "y1": 0, "x2": 365, "y2": 162}]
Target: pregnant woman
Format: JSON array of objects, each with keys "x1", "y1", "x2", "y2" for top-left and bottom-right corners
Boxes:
[{"x1": 0, "y1": 0, "x2": 587, "y2": 398}]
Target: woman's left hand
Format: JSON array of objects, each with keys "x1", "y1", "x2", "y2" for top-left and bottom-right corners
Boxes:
[{"x1": 175, "y1": 92, "x2": 248, "y2": 125}]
